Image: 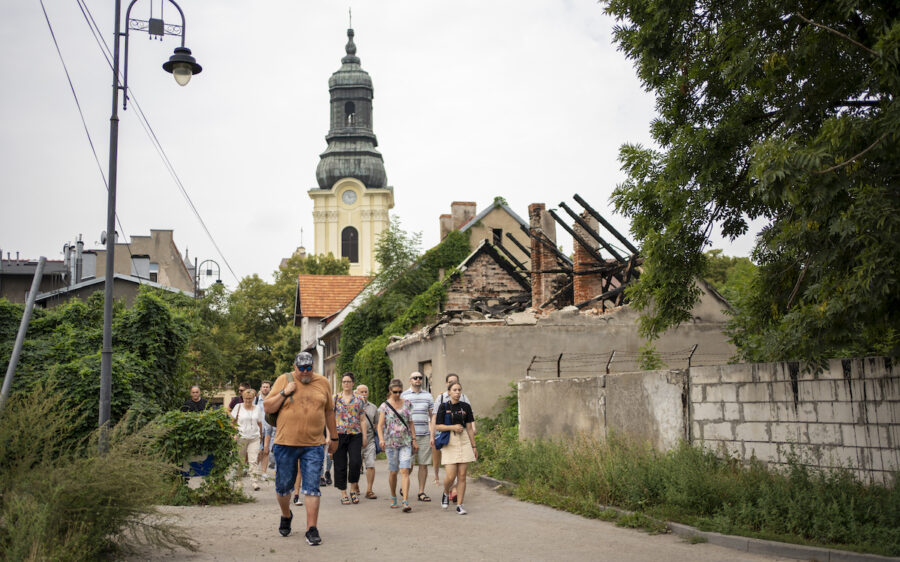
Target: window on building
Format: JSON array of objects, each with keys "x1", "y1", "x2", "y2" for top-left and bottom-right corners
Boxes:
[
  {"x1": 149, "y1": 263, "x2": 159, "y2": 283},
  {"x1": 492, "y1": 228, "x2": 503, "y2": 245},
  {"x1": 345, "y1": 101, "x2": 356, "y2": 125},
  {"x1": 341, "y1": 226, "x2": 359, "y2": 263}
]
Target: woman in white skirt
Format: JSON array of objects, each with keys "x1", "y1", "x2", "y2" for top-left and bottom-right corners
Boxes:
[
  {"x1": 231, "y1": 388, "x2": 263, "y2": 490},
  {"x1": 434, "y1": 382, "x2": 477, "y2": 514}
]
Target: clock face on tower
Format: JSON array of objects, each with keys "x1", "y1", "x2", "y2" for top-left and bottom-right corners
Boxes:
[{"x1": 341, "y1": 190, "x2": 357, "y2": 205}]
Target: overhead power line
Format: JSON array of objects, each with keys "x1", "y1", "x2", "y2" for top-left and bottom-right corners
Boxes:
[
  {"x1": 71, "y1": 0, "x2": 239, "y2": 283},
  {"x1": 39, "y1": 0, "x2": 141, "y2": 276}
]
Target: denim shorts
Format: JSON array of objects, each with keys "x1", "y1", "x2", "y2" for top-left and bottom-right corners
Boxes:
[
  {"x1": 273, "y1": 444, "x2": 324, "y2": 497},
  {"x1": 386, "y1": 445, "x2": 412, "y2": 472}
]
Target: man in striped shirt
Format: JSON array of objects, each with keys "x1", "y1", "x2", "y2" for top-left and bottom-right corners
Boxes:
[{"x1": 401, "y1": 371, "x2": 435, "y2": 502}]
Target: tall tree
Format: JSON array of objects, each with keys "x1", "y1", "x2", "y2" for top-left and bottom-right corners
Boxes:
[{"x1": 604, "y1": 0, "x2": 900, "y2": 360}]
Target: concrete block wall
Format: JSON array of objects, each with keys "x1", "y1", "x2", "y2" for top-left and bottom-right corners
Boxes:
[{"x1": 690, "y1": 358, "x2": 899, "y2": 484}]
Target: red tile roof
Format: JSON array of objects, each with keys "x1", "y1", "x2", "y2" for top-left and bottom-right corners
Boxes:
[{"x1": 297, "y1": 275, "x2": 372, "y2": 318}]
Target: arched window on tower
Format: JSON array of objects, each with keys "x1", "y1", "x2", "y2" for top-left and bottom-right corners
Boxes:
[
  {"x1": 345, "y1": 102, "x2": 356, "y2": 125},
  {"x1": 341, "y1": 226, "x2": 359, "y2": 263}
]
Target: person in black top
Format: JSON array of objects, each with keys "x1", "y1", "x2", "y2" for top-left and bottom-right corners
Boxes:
[
  {"x1": 434, "y1": 382, "x2": 477, "y2": 515},
  {"x1": 181, "y1": 385, "x2": 208, "y2": 412}
]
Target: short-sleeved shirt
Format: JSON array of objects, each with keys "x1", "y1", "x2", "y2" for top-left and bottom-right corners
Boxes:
[
  {"x1": 361, "y1": 401, "x2": 379, "y2": 441},
  {"x1": 433, "y1": 391, "x2": 469, "y2": 414},
  {"x1": 400, "y1": 388, "x2": 434, "y2": 436},
  {"x1": 181, "y1": 398, "x2": 207, "y2": 412},
  {"x1": 231, "y1": 403, "x2": 262, "y2": 439},
  {"x1": 333, "y1": 393, "x2": 364, "y2": 435},
  {"x1": 268, "y1": 372, "x2": 333, "y2": 447},
  {"x1": 378, "y1": 400, "x2": 413, "y2": 449},
  {"x1": 435, "y1": 400, "x2": 474, "y2": 428}
]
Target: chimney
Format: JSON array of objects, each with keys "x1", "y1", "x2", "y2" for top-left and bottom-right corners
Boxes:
[
  {"x1": 75, "y1": 235, "x2": 84, "y2": 283},
  {"x1": 529, "y1": 203, "x2": 558, "y2": 309},
  {"x1": 572, "y1": 211, "x2": 605, "y2": 305},
  {"x1": 439, "y1": 214, "x2": 453, "y2": 240},
  {"x1": 450, "y1": 201, "x2": 477, "y2": 230}
]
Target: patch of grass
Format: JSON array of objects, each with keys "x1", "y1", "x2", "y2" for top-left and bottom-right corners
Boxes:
[
  {"x1": 686, "y1": 535, "x2": 708, "y2": 544},
  {"x1": 0, "y1": 386, "x2": 195, "y2": 560},
  {"x1": 474, "y1": 390, "x2": 900, "y2": 557},
  {"x1": 616, "y1": 512, "x2": 668, "y2": 534}
]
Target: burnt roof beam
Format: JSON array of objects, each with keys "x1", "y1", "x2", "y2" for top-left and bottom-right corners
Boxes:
[
  {"x1": 494, "y1": 240, "x2": 528, "y2": 271},
  {"x1": 518, "y1": 224, "x2": 572, "y2": 269},
  {"x1": 504, "y1": 232, "x2": 531, "y2": 258},
  {"x1": 573, "y1": 193, "x2": 640, "y2": 255},
  {"x1": 547, "y1": 209, "x2": 609, "y2": 266},
  {"x1": 558, "y1": 201, "x2": 625, "y2": 263}
]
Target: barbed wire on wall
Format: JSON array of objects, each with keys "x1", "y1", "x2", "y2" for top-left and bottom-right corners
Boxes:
[{"x1": 525, "y1": 346, "x2": 733, "y2": 378}]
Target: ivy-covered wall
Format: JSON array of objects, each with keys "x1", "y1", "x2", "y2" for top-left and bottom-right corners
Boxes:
[{"x1": 338, "y1": 230, "x2": 471, "y2": 400}]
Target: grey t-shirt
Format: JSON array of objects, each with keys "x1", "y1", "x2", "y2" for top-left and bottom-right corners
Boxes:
[{"x1": 361, "y1": 400, "x2": 380, "y2": 441}]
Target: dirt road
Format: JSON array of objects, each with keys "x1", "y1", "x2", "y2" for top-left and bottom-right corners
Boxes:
[{"x1": 129, "y1": 459, "x2": 787, "y2": 561}]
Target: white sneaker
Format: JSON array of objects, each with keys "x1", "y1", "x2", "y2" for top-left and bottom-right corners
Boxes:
[
  {"x1": 441, "y1": 493, "x2": 449, "y2": 509},
  {"x1": 456, "y1": 504, "x2": 467, "y2": 515},
  {"x1": 252, "y1": 483, "x2": 260, "y2": 491}
]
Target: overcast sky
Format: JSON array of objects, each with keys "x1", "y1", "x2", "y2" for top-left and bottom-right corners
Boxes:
[{"x1": 1, "y1": 0, "x2": 761, "y2": 288}]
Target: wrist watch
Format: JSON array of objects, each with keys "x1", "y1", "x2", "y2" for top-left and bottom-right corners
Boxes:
[
  {"x1": 279, "y1": 389, "x2": 286, "y2": 397},
  {"x1": 330, "y1": 438, "x2": 338, "y2": 441}
]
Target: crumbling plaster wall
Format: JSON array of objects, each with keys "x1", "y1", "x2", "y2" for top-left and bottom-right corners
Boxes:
[
  {"x1": 518, "y1": 370, "x2": 687, "y2": 451},
  {"x1": 385, "y1": 300, "x2": 734, "y2": 417}
]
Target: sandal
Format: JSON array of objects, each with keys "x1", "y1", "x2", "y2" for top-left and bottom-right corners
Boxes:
[
  {"x1": 417, "y1": 492, "x2": 431, "y2": 502},
  {"x1": 401, "y1": 500, "x2": 411, "y2": 512},
  {"x1": 350, "y1": 492, "x2": 359, "y2": 504},
  {"x1": 365, "y1": 491, "x2": 377, "y2": 500},
  {"x1": 340, "y1": 495, "x2": 351, "y2": 505},
  {"x1": 389, "y1": 496, "x2": 399, "y2": 508}
]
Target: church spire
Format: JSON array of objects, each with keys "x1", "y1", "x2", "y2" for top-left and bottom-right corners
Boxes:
[{"x1": 315, "y1": 27, "x2": 387, "y2": 190}]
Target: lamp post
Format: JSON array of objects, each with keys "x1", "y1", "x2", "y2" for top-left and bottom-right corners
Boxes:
[
  {"x1": 100, "y1": 0, "x2": 202, "y2": 453},
  {"x1": 195, "y1": 259, "x2": 222, "y2": 296}
]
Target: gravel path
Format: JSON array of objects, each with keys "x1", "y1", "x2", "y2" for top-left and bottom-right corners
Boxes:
[{"x1": 128, "y1": 459, "x2": 788, "y2": 561}]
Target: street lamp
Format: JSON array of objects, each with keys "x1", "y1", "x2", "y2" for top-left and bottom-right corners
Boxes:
[
  {"x1": 100, "y1": 0, "x2": 202, "y2": 453},
  {"x1": 195, "y1": 259, "x2": 222, "y2": 296}
]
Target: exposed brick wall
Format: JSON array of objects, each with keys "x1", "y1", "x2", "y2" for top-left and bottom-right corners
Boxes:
[
  {"x1": 445, "y1": 252, "x2": 528, "y2": 311},
  {"x1": 691, "y1": 358, "x2": 900, "y2": 484},
  {"x1": 529, "y1": 203, "x2": 559, "y2": 308}
]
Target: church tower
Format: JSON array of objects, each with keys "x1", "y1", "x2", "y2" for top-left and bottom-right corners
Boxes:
[{"x1": 309, "y1": 27, "x2": 393, "y2": 276}]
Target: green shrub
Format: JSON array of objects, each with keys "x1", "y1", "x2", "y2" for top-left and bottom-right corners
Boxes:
[
  {"x1": 0, "y1": 386, "x2": 194, "y2": 560},
  {"x1": 155, "y1": 409, "x2": 250, "y2": 506},
  {"x1": 474, "y1": 391, "x2": 900, "y2": 556}
]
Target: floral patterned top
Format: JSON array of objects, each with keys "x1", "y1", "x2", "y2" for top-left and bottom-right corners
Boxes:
[
  {"x1": 334, "y1": 393, "x2": 364, "y2": 435},
  {"x1": 378, "y1": 399, "x2": 413, "y2": 449}
]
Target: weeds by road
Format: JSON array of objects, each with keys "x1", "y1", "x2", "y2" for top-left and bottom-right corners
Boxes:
[{"x1": 474, "y1": 386, "x2": 900, "y2": 557}]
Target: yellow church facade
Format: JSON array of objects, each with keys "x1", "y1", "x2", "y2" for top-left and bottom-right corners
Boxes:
[{"x1": 309, "y1": 178, "x2": 393, "y2": 276}]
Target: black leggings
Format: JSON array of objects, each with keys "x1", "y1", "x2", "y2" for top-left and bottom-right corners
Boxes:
[{"x1": 333, "y1": 433, "x2": 362, "y2": 490}]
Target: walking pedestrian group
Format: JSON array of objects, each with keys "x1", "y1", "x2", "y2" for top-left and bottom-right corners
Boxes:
[{"x1": 185, "y1": 352, "x2": 480, "y2": 546}]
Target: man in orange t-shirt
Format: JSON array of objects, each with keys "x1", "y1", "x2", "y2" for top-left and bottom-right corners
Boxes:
[{"x1": 264, "y1": 351, "x2": 337, "y2": 545}]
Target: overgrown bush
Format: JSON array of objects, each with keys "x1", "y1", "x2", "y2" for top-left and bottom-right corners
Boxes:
[
  {"x1": 474, "y1": 388, "x2": 900, "y2": 556},
  {"x1": 156, "y1": 409, "x2": 250, "y2": 506},
  {"x1": 0, "y1": 289, "x2": 196, "y2": 444},
  {"x1": 0, "y1": 386, "x2": 194, "y2": 560}
]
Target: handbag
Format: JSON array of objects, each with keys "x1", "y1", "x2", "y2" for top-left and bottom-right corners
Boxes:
[
  {"x1": 434, "y1": 410, "x2": 451, "y2": 450},
  {"x1": 264, "y1": 372, "x2": 294, "y2": 427},
  {"x1": 364, "y1": 409, "x2": 383, "y2": 454}
]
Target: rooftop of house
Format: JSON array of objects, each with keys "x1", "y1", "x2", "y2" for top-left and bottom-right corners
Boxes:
[{"x1": 297, "y1": 274, "x2": 372, "y2": 318}]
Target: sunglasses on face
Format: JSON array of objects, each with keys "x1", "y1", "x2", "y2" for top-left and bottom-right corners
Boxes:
[
  {"x1": 391, "y1": 390, "x2": 402, "y2": 394},
  {"x1": 411, "y1": 376, "x2": 423, "y2": 380},
  {"x1": 297, "y1": 365, "x2": 312, "y2": 371}
]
